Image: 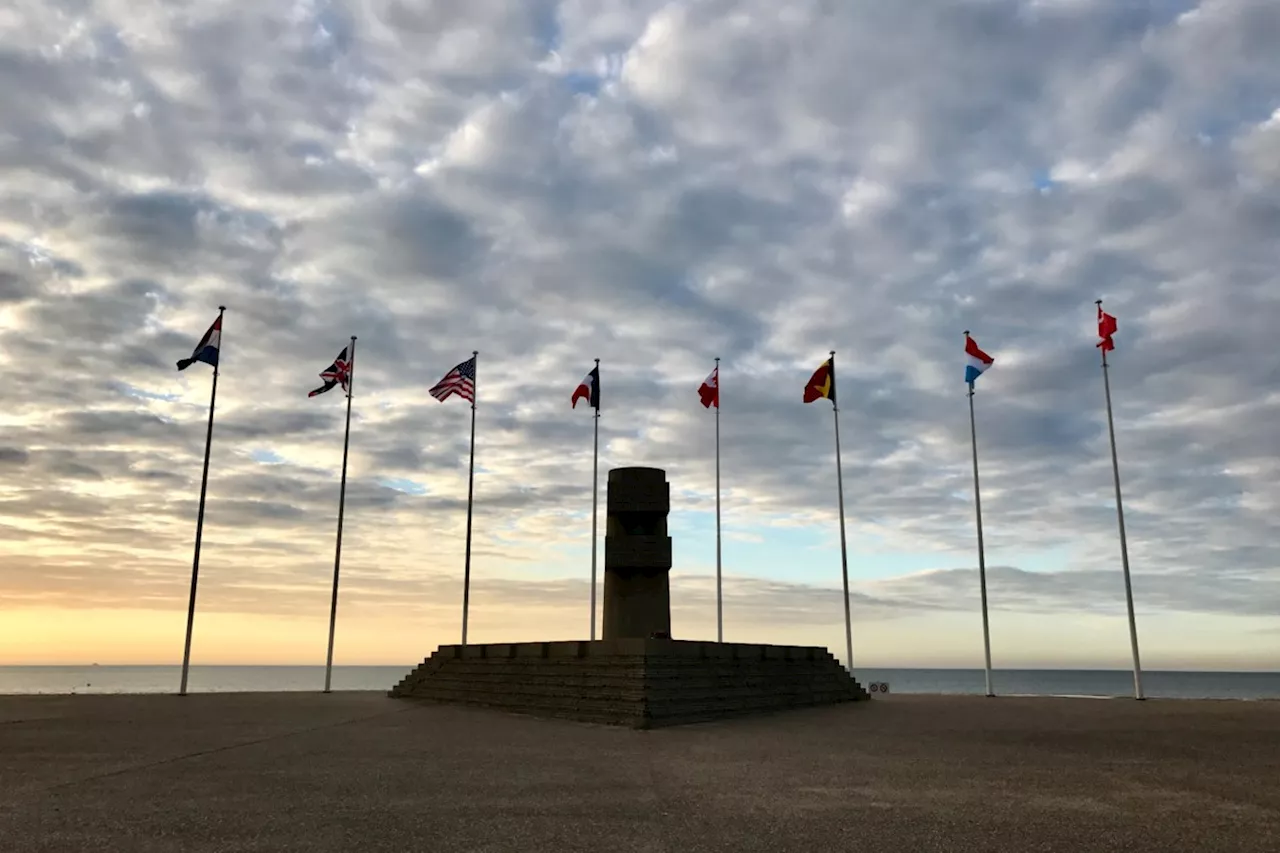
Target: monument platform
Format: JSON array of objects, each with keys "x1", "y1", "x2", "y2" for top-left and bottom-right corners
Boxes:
[{"x1": 389, "y1": 638, "x2": 870, "y2": 728}]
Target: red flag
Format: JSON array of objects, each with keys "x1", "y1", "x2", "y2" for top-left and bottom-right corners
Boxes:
[
  {"x1": 698, "y1": 365, "x2": 718, "y2": 409},
  {"x1": 1097, "y1": 305, "x2": 1117, "y2": 352}
]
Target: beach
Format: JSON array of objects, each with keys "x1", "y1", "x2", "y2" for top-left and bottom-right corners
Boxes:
[{"x1": 1, "y1": 693, "x2": 1276, "y2": 852}]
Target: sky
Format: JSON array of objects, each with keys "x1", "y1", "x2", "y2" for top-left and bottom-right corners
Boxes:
[{"x1": 1, "y1": 0, "x2": 1278, "y2": 671}]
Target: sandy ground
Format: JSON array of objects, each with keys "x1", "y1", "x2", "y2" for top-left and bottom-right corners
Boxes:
[{"x1": 0, "y1": 692, "x2": 1277, "y2": 852}]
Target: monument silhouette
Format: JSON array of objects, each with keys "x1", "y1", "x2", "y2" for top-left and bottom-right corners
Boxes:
[
  {"x1": 391, "y1": 467, "x2": 869, "y2": 727},
  {"x1": 602, "y1": 466, "x2": 672, "y2": 640}
]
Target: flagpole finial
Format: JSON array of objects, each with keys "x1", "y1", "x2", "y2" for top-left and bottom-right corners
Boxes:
[
  {"x1": 594, "y1": 357, "x2": 600, "y2": 365},
  {"x1": 1096, "y1": 299, "x2": 1103, "y2": 305},
  {"x1": 715, "y1": 356, "x2": 720, "y2": 364},
  {"x1": 829, "y1": 349, "x2": 836, "y2": 357},
  {"x1": 964, "y1": 330, "x2": 970, "y2": 337},
  {"x1": 218, "y1": 305, "x2": 226, "y2": 311},
  {"x1": 351, "y1": 335, "x2": 357, "y2": 341}
]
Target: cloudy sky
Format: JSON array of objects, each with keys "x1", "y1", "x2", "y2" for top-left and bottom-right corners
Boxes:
[{"x1": 1, "y1": 0, "x2": 1277, "y2": 672}]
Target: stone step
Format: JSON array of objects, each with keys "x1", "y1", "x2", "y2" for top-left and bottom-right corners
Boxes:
[
  {"x1": 397, "y1": 675, "x2": 866, "y2": 701},
  {"x1": 390, "y1": 640, "x2": 870, "y2": 725},
  {"x1": 415, "y1": 673, "x2": 860, "y2": 693},
  {"x1": 406, "y1": 665, "x2": 852, "y2": 683},
  {"x1": 400, "y1": 689, "x2": 860, "y2": 728},
  {"x1": 408, "y1": 684, "x2": 860, "y2": 707},
  {"x1": 398, "y1": 681, "x2": 866, "y2": 703}
]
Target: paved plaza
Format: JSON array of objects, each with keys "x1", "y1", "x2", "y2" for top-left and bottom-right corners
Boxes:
[{"x1": 1, "y1": 692, "x2": 1277, "y2": 852}]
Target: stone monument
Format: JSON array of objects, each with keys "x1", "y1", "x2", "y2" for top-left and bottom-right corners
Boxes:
[
  {"x1": 390, "y1": 466, "x2": 869, "y2": 727},
  {"x1": 602, "y1": 467, "x2": 672, "y2": 640}
]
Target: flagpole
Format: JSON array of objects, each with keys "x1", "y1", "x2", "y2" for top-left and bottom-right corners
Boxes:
[
  {"x1": 461, "y1": 350, "x2": 478, "y2": 647},
  {"x1": 830, "y1": 351, "x2": 854, "y2": 673},
  {"x1": 1098, "y1": 300, "x2": 1143, "y2": 700},
  {"x1": 323, "y1": 336, "x2": 356, "y2": 694},
  {"x1": 179, "y1": 305, "x2": 225, "y2": 696},
  {"x1": 714, "y1": 357, "x2": 723, "y2": 643},
  {"x1": 965, "y1": 332, "x2": 994, "y2": 698},
  {"x1": 590, "y1": 358, "x2": 600, "y2": 641}
]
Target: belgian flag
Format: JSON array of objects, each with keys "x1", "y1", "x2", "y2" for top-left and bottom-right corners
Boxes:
[{"x1": 803, "y1": 357, "x2": 835, "y2": 404}]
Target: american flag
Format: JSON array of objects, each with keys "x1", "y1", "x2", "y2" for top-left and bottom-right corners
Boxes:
[
  {"x1": 430, "y1": 354, "x2": 476, "y2": 403},
  {"x1": 308, "y1": 345, "x2": 351, "y2": 398}
]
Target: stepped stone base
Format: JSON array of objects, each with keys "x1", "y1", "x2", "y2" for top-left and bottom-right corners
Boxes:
[{"x1": 389, "y1": 638, "x2": 870, "y2": 728}]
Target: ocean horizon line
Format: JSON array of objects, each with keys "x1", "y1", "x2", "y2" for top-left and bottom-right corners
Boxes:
[
  {"x1": 1, "y1": 663, "x2": 1275, "y2": 674},
  {"x1": 3, "y1": 666, "x2": 1275, "y2": 699},
  {"x1": 4, "y1": 688, "x2": 1278, "y2": 701}
]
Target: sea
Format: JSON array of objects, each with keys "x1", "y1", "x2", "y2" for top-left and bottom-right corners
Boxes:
[{"x1": 0, "y1": 666, "x2": 1276, "y2": 699}]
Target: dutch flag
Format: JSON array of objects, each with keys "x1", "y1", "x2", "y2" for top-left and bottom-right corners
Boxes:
[
  {"x1": 177, "y1": 314, "x2": 222, "y2": 371},
  {"x1": 964, "y1": 334, "x2": 994, "y2": 386}
]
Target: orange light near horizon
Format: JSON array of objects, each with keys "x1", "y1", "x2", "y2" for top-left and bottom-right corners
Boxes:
[{"x1": 0, "y1": 605, "x2": 1275, "y2": 671}]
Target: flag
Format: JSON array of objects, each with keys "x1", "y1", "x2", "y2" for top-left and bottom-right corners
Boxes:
[
  {"x1": 176, "y1": 315, "x2": 221, "y2": 371},
  {"x1": 698, "y1": 365, "x2": 719, "y2": 409},
  {"x1": 571, "y1": 365, "x2": 600, "y2": 409},
  {"x1": 964, "y1": 335, "x2": 994, "y2": 385},
  {"x1": 803, "y1": 358, "x2": 835, "y2": 404},
  {"x1": 1097, "y1": 305, "x2": 1117, "y2": 352},
  {"x1": 308, "y1": 346, "x2": 351, "y2": 398},
  {"x1": 430, "y1": 355, "x2": 476, "y2": 403}
]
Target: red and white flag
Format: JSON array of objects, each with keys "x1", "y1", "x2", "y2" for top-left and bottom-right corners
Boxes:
[
  {"x1": 698, "y1": 365, "x2": 718, "y2": 408},
  {"x1": 1097, "y1": 305, "x2": 1118, "y2": 352},
  {"x1": 429, "y1": 355, "x2": 476, "y2": 403}
]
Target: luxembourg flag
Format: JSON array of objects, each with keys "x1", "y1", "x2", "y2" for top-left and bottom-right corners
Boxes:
[{"x1": 964, "y1": 334, "x2": 994, "y2": 385}]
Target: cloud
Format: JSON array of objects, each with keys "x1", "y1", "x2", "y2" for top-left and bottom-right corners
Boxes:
[
  {"x1": 0, "y1": 0, "x2": 1277, "y2": 665},
  {"x1": 871, "y1": 565, "x2": 1280, "y2": 620}
]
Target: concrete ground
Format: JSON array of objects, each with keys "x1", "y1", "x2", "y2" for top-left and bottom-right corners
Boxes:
[{"x1": 0, "y1": 693, "x2": 1277, "y2": 852}]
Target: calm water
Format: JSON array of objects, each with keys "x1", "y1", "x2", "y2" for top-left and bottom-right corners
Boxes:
[
  {"x1": 0, "y1": 666, "x2": 1276, "y2": 699},
  {"x1": 0, "y1": 666, "x2": 409, "y2": 695},
  {"x1": 855, "y1": 668, "x2": 1280, "y2": 700}
]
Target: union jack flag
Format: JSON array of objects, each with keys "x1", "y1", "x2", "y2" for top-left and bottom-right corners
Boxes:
[
  {"x1": 308, "y1": 345, "x2": 351, "y2": 397},
  {"x1": 430, "y1": 354, "x2": 476, "y2": 403}
]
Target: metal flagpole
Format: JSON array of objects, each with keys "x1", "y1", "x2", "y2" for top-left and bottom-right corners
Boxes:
[
  {"x1": 965, "y1": 333, "x2": 994, "y2": 698},
  {"x1": 830, "y1": 351, "x2": 854, "y2": 673},
  {"x1": 461, "y1": 350, "x2": 478, "y2": 646},
  {"x1": 590, "y1": 358, "x2": 600, "y2": 641},
  {"x1": 179, "y1": 305, "x2": 225, "y2": 696},
  {"x1": 1098, "y1": 300, "x2": 1143, "y2": 700},
  {"x1": 324, "y1": 336, "x2": 356, "y2": 694},
  {"x1": 715, "y1": 357, "x2": 723, "y2": 643}
]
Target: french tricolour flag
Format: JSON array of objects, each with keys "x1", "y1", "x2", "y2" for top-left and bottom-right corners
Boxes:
[{"x1": 964, "y1": 334, "x2": 994, "y2": 386}]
